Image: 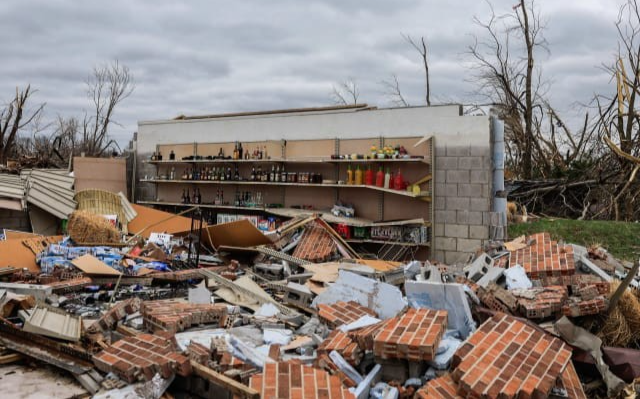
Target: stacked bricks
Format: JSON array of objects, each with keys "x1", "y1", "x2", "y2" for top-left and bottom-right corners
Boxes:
[
  {"x1": 315, "y1": 353, "x2": 356, "y2": 388},
  {"x1": 433, "y1": 143, "x2": 493, "y2": 264},
  {"x1": 348, "y1": 319, "x2": 392, "y2": 351},
  {"x1": 373, "y1": 308, "x2": 447, "y2": 361},
  {"x1": 476, "y1": 283, "x2": 517, "y2": 314},
  {"x1": 572, "y1": 274, "x2": 610, "y2": 296},
  {"x1": 415, "y1": 374, "x2": 462, "y2": 399},
  {"x1": 219, "y1": 351, "x2": 253, "y2": 372},
  {"x1": 142, "y1": 299, "x2": 227, "y2": 333},
  {"x1": 92, "y1": 333, "x2": 191, "y2": 383},
  {"x1": 516, "y1": 286, "x2": 568, "y2": 319},
  {"x1": 249, "y1": 361, "x2": 355, "y2": 399},
  {"x1": 557, "y1": 361, "x2": 587, "y2": 399},
  {"x1": 317, "y1": 301, "x2": 377, "y2": 328},
  {"x1": 292, "y1": 221, "x2": 337, "y2": 262},
  {"x1": 186, "y1": 341, "x2": 211, "y2": 365},
  {"x1": 88, "y1": 298, "x2": 142, "y2": 333},
  {"x1": 317, "y1": 330, "x2": 363, "y2": 366},
  {"x1": 451, "y1": 313, "x2": 572, "y2": 398},
  {"x1": 562, "y1": 297, "x2": 608, "y2": 317},
  {"x1": 508, "y1": 233, "x2": 575, "y2": 279}
]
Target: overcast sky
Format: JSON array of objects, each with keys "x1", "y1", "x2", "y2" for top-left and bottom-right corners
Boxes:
[{"x1": 0, "y1": 0, "x2": 624, "y2": 146}]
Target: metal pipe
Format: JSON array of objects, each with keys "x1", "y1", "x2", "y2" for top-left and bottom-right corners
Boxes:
[{"x1": 491, "y1": 116, "x2": 506, "y2": 214}]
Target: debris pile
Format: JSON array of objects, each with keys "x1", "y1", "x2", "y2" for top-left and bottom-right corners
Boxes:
[{"x1": 0, "y1": 207, "x2": 638, "y2": 398}]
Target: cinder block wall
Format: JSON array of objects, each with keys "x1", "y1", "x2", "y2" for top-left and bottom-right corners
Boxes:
[
  {"x1": 0, "y1": 209, "x2": 31, "y2": 232},
  {"x1": 433, "y1": 143, "x2": 493, "y2": 264}
]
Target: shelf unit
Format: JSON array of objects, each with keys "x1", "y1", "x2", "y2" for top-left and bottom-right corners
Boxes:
[{"x1": 139, "y1": 136, "x2": 435, "y2": 259}]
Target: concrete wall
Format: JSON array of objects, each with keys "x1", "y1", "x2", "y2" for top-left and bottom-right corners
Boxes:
[
  {"x1": 0, "y1": 209, "x2": 31, "y2": 232},
  {"x1": 136, "y1": 105, "x2": 494, "y2": 263}
]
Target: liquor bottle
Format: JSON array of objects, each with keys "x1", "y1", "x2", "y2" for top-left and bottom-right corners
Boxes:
[
  {"x1": 365, "y1": 165, "x2": 374, "y2": 185},
  {"x1": 251, "y1": 166, "x2": 256, "y2": 181},
  {"x1": 257, "y1": 165, "x2": 262, "y2": 182},
  {"x1": 215, "y1": 188, "x2": 219, "y2": 205},
  {"x1": 220, "y1": 188, "x2": 224, "y2": 204},
  {"x1": 394, "y1": 168, "x2": 405, "y2": 190},
  {"x1": 181, "y1": 168, "x2": 188, "y2": 180},
  {"x1": 347, "y1": 164, "x2": 354, "y2": 185},
  {"x1": 181, "y1": 189, "x2": 186, "y2": 204},
  {"x1": 355, "y1": 165, "x2": 363, "y2": 185},
  {"x1": 169, "y1": 166, "x2": 175, "y2": 180},
  {"x1": 220, "y1": 167, "x2": 225, "y2": 181},
  {"x1": 258, "y1": 146, "x2": 263, "y2": 160},
  {"x1": 238, "y1": 142, "x2": 243, "y2": 160},
  {"x1": 157, "y1": 151, "x2": 163, "y2": 161},
  {"x1": 234, "y1": 166, "x2": 240, "y2": 181},
  {"x1": 226, "y1": 166, "x2": 232, "y2": 181},
  {"x1": 187, "y1": 168, "x2": 193, "y2": 180},
  {"x1": 218, "y1": 147, "x2": 224, "y2": 158},
  {"x1": 185, "y1": 189, "x2": 191, "y2": 204},
  {"x1": 263, "y1": 145, "x2": 268, "y2": 159},
  {"x1": 384, "y1": 168, "x2": 391, "y2": 189},
  {"x1": 281, "y1": 165, "x2": 286, "y2": 182},
  {"x1": 275, "y1": 165, "x2": 280, "y2": 182},
  {"x1": 233, "y1": 142, "x2": 239, "y2": 160},
  {"x1": 169, "y1": 150, "x2": 175, "y2": 160},
  {"x1": 270, "y1": 165, "x2": 275, "y2": 182},
  {"x1": 388, "y1": 169, "x2": 395, "y2": 189}
]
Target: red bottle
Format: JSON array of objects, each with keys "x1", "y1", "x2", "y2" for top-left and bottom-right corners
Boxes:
[
  {"x1": 375, "y1": 166, "x2": 384, "y2": 187},
  {"x1": 394, "y1": 169, "x2": 405, "y2": 190},
  {"x1": 388, "y1": 170, "x2": 395, "y2": 189},
  {"x1": 365, "y1": 165, "x2": 374, "y2": 185}
]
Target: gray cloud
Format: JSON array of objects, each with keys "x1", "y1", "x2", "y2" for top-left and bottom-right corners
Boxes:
[{"x1": 0, "y1": 0, "x2": 626, "y2": 145}]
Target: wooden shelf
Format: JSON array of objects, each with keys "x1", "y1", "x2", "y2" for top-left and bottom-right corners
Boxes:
[
  {"x1": 136, "y1": 200, "x2": 430, "y2": 228},
  {"x1": 144, "y1": 157, "x2": 426, "y2": 165},
  {"x1": 140, "y1": 179, "x2": 431, "y2": 200},
  {"x1": 345, "y1": 239, "x2": 430, "y2": 247}
]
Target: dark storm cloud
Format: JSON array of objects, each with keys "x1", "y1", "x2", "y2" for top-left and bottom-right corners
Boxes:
[{"x1": 0, "y1": 0, "x2": 626, "y2": 144}]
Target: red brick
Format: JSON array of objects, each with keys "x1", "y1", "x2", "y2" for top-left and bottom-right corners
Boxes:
[
  {"x1": 292, "y1": 221, "x2": 338, "y2": 262},
  {"x1": 451, "y1": 313, "x2": 572, "y2": 399},
  {"x1": 509, "y1": 233, "x2": 576, "y2": 278},
  {"x1": 415, "y1": 374, "x2": 462, "y2": 398},
  {"x1": 249, "y1": 361, "x2": 354, "y2": 399},
  {"x1": 142, "y1": 299, "x2": 227, "y2": 333},
  {"x1": 317, "y1": 301, "x2": 377, "y2": 328},
  {"x1": 317, "y1": 330, "x2": 362, "y2": 366}
]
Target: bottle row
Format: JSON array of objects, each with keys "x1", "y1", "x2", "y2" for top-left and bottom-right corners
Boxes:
[
  {"x1": 150, "y1": 142, "x2": 270, "y2": 162},
  {"x1": 164, "y1": 165, "x2": 321, "y2": 183},
  {"x1": 180, "y1": 188, "x2": 264, "y2": 208},
  {"x1": 346, "y1": 165, "x2": 408, "y2": 190}
]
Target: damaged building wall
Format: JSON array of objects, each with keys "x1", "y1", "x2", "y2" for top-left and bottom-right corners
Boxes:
[{"x1": 136, "y1": 105, "x2": 494, "y2": 263}]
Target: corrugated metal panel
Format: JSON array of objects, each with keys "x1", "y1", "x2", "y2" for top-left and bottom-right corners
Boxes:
[
  {"x1": 0, "y1": 175, "x2": 25, "y2": 200},
  {"x1": 26, "y1": 181, "x2": 77, "y2": 219},
  {"x1": 23, "y1": 305, "x2": 81, "y2": 341},
  {"x1": 118, "y1": 192, "x2": 137, "y2": 222},
  {"x1": 27, "y1": 170, "x2": 74, "y2": 190}
]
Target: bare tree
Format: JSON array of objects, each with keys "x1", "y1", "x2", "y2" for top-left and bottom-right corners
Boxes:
[
  {"x1": 331, "y1": 79, "x2": 360, "y2": 105},
  {"x1": 79, "y1": 60, "x2": 134, "y2": 157},
  {"x1": 402, "y1": 34, "x2": 431, "y2": 106},
  {"x1": 0, "y1": 85, "x2": 45, "y2": 164},
  {"x1": 380, "y1": 74, "x2": 410, "y2": 107}
]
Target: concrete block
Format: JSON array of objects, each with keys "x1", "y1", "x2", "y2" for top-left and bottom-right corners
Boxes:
[
  {"x1": 446, "y1": 170, "x2": 470, "y2": 184},
  {"x1": 444, "y1": 184, "x2": 458, "y2": 197},
  {"x1": 445, "y1": 197, "x2": 470, "y2": 211},
  {"x1": 481, "y1": 184, "x2": 490, "y2": 197},
  {"x1": 435, "y1": 170, "x2": 446, "y2": 183},
  {"x1": 470, "y1": 197, "x2": 490, "y2": 212},
  {"x1": 435, "y1": 237, "x2": 457, "y2": 251},
  {"x1": 483, "y1": 156, "x2": 492, "y2": 168},
  {"x1": 446, "y1": 145, "x2": 470, "y2": 156},
  {"x1": 433, "y1": 223, "x2": 444, "y2": 237},
  {"x1": 457, "y1": 211, "x2": 483, "y2": 225},
  {"x1": 435, "y1": 145, "x2": 446, "y2": 156},
  {"x1": 435, "y1": 157, "x2": 458, "y2": 170},
  {"x1": 470, "y1": 146, "x2": 491, "y2": 157},
  {"x1": 482, "y1": 211, "x2": 492, "y2": 226},
  {"x1": 445, "y1": 224, "x2": 468, "y2": 238},
  {"x1": 434, "y1": 196, "x2": 446, "y2": 210},
  {"x1": 457, "y1": 157, "x2": 483, "y2": 170},
  {"x1": 457, "y1": 183, "x2": 482, "y2": 197},
  {"x1": 470, "y1": 169, "x2": 490, "y2": 183},
  {"x1": 435, "y1": 210, "x2": 457, "y2": 224},
  {"x1": 434, "y1": 251, "x2": 445, "y2": 262},
  {"x1": 435, "y1": 183, "x2": 446, "y2": 196},
  {"x1": 457, "y1": 238, "x2": 482, "y2": 253},
  {"x1": 469, "y1": 225, "x2": 489, "y2": 240}
]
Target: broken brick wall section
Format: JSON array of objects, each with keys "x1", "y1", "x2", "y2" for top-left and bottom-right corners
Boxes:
[{"x1": 292, "y1": 221, "x2": 337, "y2": 262}]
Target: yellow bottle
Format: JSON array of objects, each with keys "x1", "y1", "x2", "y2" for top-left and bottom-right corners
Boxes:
[
  {"x1": 347, "y1": 164, "x2": 354, "y2": 185},
  {"x1": 354, "y1": 165, "x2": 363, "y2": 185}
]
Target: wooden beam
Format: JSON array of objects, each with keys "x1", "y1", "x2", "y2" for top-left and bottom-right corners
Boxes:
[
  {"x1": 190, "y1": 360, "x2": 260, "y2": 399},
  {"x1": 608, "y1": 259, "x2": 640, "y2": 311}
]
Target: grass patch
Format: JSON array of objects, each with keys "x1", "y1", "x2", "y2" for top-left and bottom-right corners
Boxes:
[{"x1": 508, "y1": 219, "x2": 640, "y2": 261}]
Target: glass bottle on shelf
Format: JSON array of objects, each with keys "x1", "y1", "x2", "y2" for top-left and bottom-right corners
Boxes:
[
  {"x1": 281, "y1": 165, "x2": 286, "y2": 182},
  {"x1": 234, "y1": 166, "x2": 240, "y2": 181},
  {"x1": 181, "y1": 168, "x2": 188, "y2": 180},
  {"x1": 157, "y1": 151, "x2": 163, "y2": 161},
  {"x1": 388, "y1": 169, "x2": 395, "y2": 189},
  {"x1": 263, "y1": 145, "x2": 268, "y2": 159},
  {"x1": 185, "y1": 189, "x2": 191, "y2": 204},
  {"x1": 270, "y1": 165, "x2": 275, "y2": 182},
  {"x1": 251, "y1": 166, "x2": 256, "y2": 181},
  {"x1": 169, "y1": 167, "x2": 175, "y2": 180},
  {"x1": 275, "y1": 165, "x2": 280, "y2": 182},
  {"x1": 365, "y1": 165, "x2": 374, "y2": 186},
  {"x1": 347, "y1": 164, "x2": 354, "y2": 185},
  {"x1": 181, "y1": 189, "x2": 186, "y2": 204},
  {"x1": 238, "y1": 142, "x2": 243, "y2": 160},
  {"x1": 384, "y1": 167, "x2": 391, "y2": 189},
  {"x1": 169, "y1": 150, "x2": 175, "y2": 160},
  {"x1": 218, "y1": 147, "x2": 224, "y2": 158},
  {"x1": 355, "y1": 165, "x2": 363, "y2": 185}
]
